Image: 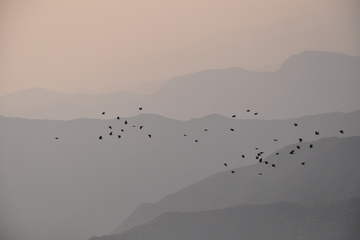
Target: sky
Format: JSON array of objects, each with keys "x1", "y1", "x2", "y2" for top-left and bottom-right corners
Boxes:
[{"x1": 0, "y1": 0, "x2": 359, "y2": 96}]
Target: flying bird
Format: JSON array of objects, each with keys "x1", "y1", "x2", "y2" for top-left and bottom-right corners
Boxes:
[
  {"x1": 184, "y1": 134, "x2": 187, "y2": 137},
  {"x1": 272, "y1": 164, "x2": 276, "y2": 167},
  {"x1": 195, "y1": 140, "x2": 198, "y2": 142},
  {"x1": 309, "y1": 144, "x2": 313, "y2": 148},
  {"x1": 297, "y1": 146, "x2": 300, "y2": 150},
  {"x1": 140, "y1": 126, "x2": 143, "y2": 129},
  {"x1": 121, "y1": 129, "x2": 124, "y2": 132},
  {"x1": 204, "y1": 129, "x2": 208, "y2": 131},
  {"x1": 294, "y1": 123, "x2": 298, "y2": 126},
  {"x1": 109, "y1": 132, "x2": 113, "y2": 136},
  {"x1": 241, "y1": 155, "x2": 245, "y2": 158},
  {"x1": 276, "y1": 152, "x2": 279, "y2": 155},
  {"x1": 232, "y1": 115, "x2": 236, "y2": 118},
  {"x1": 118, "y1": 135, "x2": 121, "y2": 138},
  {"x1": 102, "y1": 112, "x2": 105, "y2": 115},
  {"x1": 108, "y1": 126, "x2": 112, "y2": 129},
  {"x1": 301, "y1": 162, "x2": 306, "y2": 165},
  {"x1": 224, "y1": 163, "x2": 228, "y2": 167},
  {"x1": 254, "y1": 113, "x2": 258, "y2": 115},
  {"x1": 255, "y1": 148, "x2": 259, "y2": 150},
  {"x1": 139, "y1": 107, "x2": 142, "y2": 110},
  {"x1": 264, "y1": 161, "x2": 268, "y2": 164},
  {"x1": 132, "y1": 125, "x2": 136, "y2": 127},
  {"x1": 299, "y1": 138, "x2": 303, "y2": 143},
  {"x1": 290, "y1": 150, "x2": 295, "y2": 154},
  {"x1": 246, "y1": 109, "x2": 250, "y2": 112},
  {"x1": 231, "y1": 170, "x2": 235, "y2": 173},
  {"x1": 340, "y1": 130, "x2": 344, "y2": 134},
  {"x1": 117, "y1": 116, "x2": 120, "y2": 120},
  {"x1": 230, "y1": 128, "x2": 234, "y2": 131},
  {"x1": 99, "y1": 136, "x2": 102, "y2": 140},
  {"x1": 258, "y1": 173, "x2": 263, "y2": 175},
  {"x1": 315, "y1": 131, "x2": 319, "y2": 135},
  {"x1": 259, "y1": 158, "x2": 263, "y2": 163},
  {"x1": 273, "y1": 139, "x2": 278, "y2": 141},
  {"x1": 125, "y1": 120, "x2": 128, "y2": 124},
  {"x1": 148, "y1": 134, "x2": 152, "y2": 138},
  {"x1": 55, "y1": 137, "x2": 59, "y2": 139}
]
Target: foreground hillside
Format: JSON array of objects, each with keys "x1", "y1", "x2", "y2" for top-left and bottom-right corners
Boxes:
[
  {"x1": 92, "y1": 198, "x2": 360, "y2": 240},
  {"x1": 114, "y1": 136, "x2": 360, "y2": 233}
]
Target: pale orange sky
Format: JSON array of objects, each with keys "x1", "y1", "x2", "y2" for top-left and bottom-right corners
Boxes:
[{"x1": 0, "y1": 0, "x2": 359, "y2": 96}]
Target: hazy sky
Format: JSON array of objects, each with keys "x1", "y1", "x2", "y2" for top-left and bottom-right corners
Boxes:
[{"x1": 0, "y1": 0, "x2": 359, "y2": 96}]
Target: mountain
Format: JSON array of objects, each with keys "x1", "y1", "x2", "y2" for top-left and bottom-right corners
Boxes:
[
  {"x1": 0, "y1": 111, "x2": 359, "y2": 240},
  {"x1": 0, "y1": 88, "x2": 145, "y2": 120},
  {"x1": 92, "y1": 198, "x2": 360, "y2": 240},
  {"x1": 1, "y1": 51, "x2": 359, "y2": 120},
  {"x1": 113, "y1": 136, "x2": 360, "y2": 234}
]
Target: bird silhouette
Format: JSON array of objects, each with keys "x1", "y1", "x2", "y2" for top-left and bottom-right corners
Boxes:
[
  {"x1": 184, "y1": 134, "x2": 187, "y2": 137},
  {"x1": 148, "y1": 134, "x2": 152, "y2": 138},
  {"x1": 109, "y1": 132, "x2": 113, "y2": 136},
  {"x1": 246, "y1": 109, "x2": 250, "y2": 112},
  {"x1": 294, "y1": 123, "x2": 298, "y2": 126},
  {"x1": 259, "y1": 158, "x2": 263, "y2": 163},
  {"x1": 230, "y1": 128, "x2": 234, "y2": 131},
  {"x1": 301, "y1": 162, "x2": 306, "y2": 165},
  {"x1": 309, "y1": 144, "x2": 313, "y2": 148},
  {"x1": 232, "y1": 115, "x2": 236, "y2": 118},
  {"x1": 132, "y1": 125, "x2": 136, "y2": 127},
  {"x1": 276, "y1": 152, "x2": 279, "y2": 155},
  {"x1": 224, "y1": 163, "x2": 228, "y2": 167},
  {"x1": 139, "y1": 107, "x2": 142, "y2": 110},
  {"x1": 117, "y1": 116, "x2": 120, "y2": 120},
  {"x1": 102, "y1": 112, "x2": 105, "y2": 115},
  {"x1": 340, "y1": 130, "x2": 344, "y2": 134},
  {"x1": 108, "y1": 126, "x2": 112, "y2": 129},
  {"x1": 254, "y1": 113, "x2": 258, "y2": 115},
  {"x1": 297, "y1": 146, "x2": 300, "y2": 150},
  {"x1": 264, "y1": 161, "x2": 268, "y2": 164},
  {"x1": 258, "y1": 173, "x2": 263, "y2": 175},
  {"x1": 242, "y1": 155, "x2": 245, "y2": 158},
  {"x1": 125, "y1": 120, "x2": 128, "y2": 124},
  {"x1": 273, "y1": 139, "x2": 278, "y2": 141},
  {"x1": 231, "y1": 170, "x2": 235, "y2": 173},
  {"x1": 140, "y1": 126, "x2": 143, "y2": 129},
  {"x1": 299, "y1": 138, "x2": 303, "y2": 143},
  {"x1": 99, "y1": 136, "x2": 102, "y2": 140},
  {"x1": 315, "y1": 131, "x2": 319, "y2": 135},
  {"x1": 272, "y1": 164, "x2": 276, "y2": 167},
  {"x1": 256, "y1": 156, "x2": 259, "y2": 159},
  {"x1": 121, "y1": 129, "x2": 124, "y2": 132},
  {"x1": 255, "y1": 148, "x2": 259, "y2": 150},
  {"x1": 195, "y1": 140, "x2": 198, "y2": 142},
  {"x1": 204, "y1": 129, "x2": 208, "y2": 131},
  {"x1": 290, "y1": 150, "x2": 295, "y2": 154},
  {"x1": 55, "y1": 137, "x2": 59, "y2": 139},
  {"x1": 118, "y1": 135, "x2": 121, "y2": 138}
]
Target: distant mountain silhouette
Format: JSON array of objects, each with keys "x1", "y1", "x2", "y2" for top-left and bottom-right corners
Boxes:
[
  {"x1": 113, "y1": 136, "x2": 360, "y2": 234},
  {"x1": 1, "y1": 111, "x2": 359, "y2": 240},
  {"x1": 1, "y1": 51, "x2": 359, "y2": 120},
  {"x1": 92, "y1": 198, "x2": 360, "y2": 240}
]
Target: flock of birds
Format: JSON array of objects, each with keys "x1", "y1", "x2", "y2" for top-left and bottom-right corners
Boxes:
[{"x1": 55, "y1": 107, "x2": 345, "y2": 176}]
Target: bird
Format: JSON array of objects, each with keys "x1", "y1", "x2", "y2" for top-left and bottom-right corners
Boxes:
[
  {"x1": 256, "y1": 156, "x2": 259, "y2": 159},
  {"x1": 184, "y1": 134, "x2": 187, "y2": 137},
  {"x1": 132, "y1": 125, "x2": 136, "y2": 127},
  {"x1": 102, "y1": 112, "x2": 105, "y2": 115},
  {"x1": 272, "y1": 164, "x2": 276, "y2": 167},
  {"x1": 258, "y1": 173, "x2": 263, "y2": 175},
  {"x1": 296, "y1": 146, "x2": 300, "y2": 150},
  {"x1": 99, "y1": 136, "x2": 102, "y2": 140},
  {"x1": 315, "y1": 131, "x2": 319, "y2": 135},
  {"x1": 139, "y1": 107, "x2": 142, "y2": 110},
  {"x1": 264, "y1": 161, "x2": 268, "y2": 164},
  {"x1": 125, "y1": 120, "x2": 128, "y2": 124},
  {"x1": 232, "y1": 115, "x2": 236, "y2": 118},
  {"x1": 290, "y1": 150, "x2": 295, "y2": 154},
  {"x1": 118, "y1": 135, "x2": 121, "y2": 138},
  {"x1": 108, "y1": 126, "x2": 112, "y2": 129},
  {"x1": 301, "y1": 162, "x2": 305, "y2": 165},
  {"x1": 195, "y1": 140, "x2": 198, "y2": 142},
  {"x1": 340, "y1": 130, "x2": 344, "y2": 134},
  {"x1": 294, "y1": 123, "x2": 298, "y2": 126},
  {"x1": 241, "y1": 155, "x2": 245, "y2": 158},
  {"x1": 140, "y1": 126, "x2": 143, "y2": 130},
  {"x1": 246, "y1": 109, "x2": 250, "y2": 112},
  {"x1": 224, "y1": 163, "x2": 228, "y2": 167},
  {"x1": 255, "y1": 148, "x2": 259, "y2": 150},
  {"x1": 231, "y1": 170, "x2": 235, "y2": 173},
  {"x1": 273, "y1": 139, "x2": 278, "y2": 141},
  {"x1": 309, "y1": 144, "x2": 313, "y2": 148},
  {"x1": 299, "y1": 138, "x2": 303, "y2": 143},
  {"x1": 117, "y1": 116, "x2": 120, "y2": 120},
  {"x1": 121, "y1": 129, "x2": 124, "y2": 132},
  {"x1": 254, "y1": 113, "x2": 258, "y2": 115},
  {"x1": 204, "y1": 129, "x2": 208, "y2": 131},
  {"x1": 55, "y1": 137, "x2": 59, "y2": 139},
  {"x1": 109, "y1": 132, "x2": 113, "y2": 136},
  {"x1": 230, "y1": 128, "x2": 234, "y2": 131},
  {"x1": 259, "y1": 158, "x2": 263, "y2": 163},
  {"x1": 276, "y1": 152, "x2": 279, "y2": 155},
  {"x1": 148, "y1": 134, "x2": 152, "y2": 138}
]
